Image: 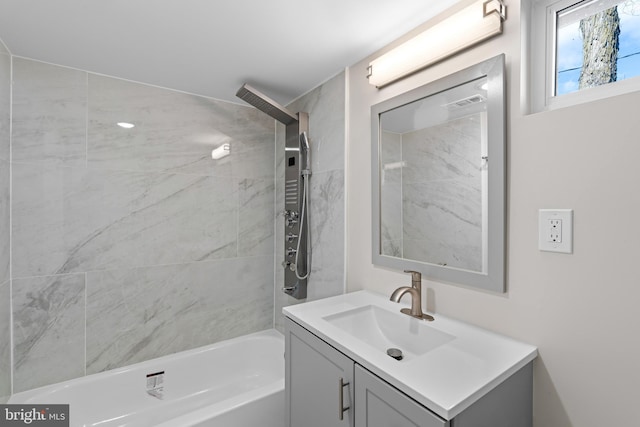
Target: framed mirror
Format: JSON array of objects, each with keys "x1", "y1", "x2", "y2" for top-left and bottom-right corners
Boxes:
[{"x1": 371, "y1": 54, "x2": 505, "y2": 292}]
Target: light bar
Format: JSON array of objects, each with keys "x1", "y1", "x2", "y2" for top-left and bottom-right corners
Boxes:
[{"x1": 367, "y1": 0, "x2": 506, "y2": 87}]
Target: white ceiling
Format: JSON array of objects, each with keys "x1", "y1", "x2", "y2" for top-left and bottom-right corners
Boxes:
[{"x1": 0, "y1": 0, "x2": 460, "y2": 105}]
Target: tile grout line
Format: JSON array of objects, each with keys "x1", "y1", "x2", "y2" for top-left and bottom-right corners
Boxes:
[
  {"x1": 272, "y1": 120, "x2": 277, "y2": 329},
  {"x1": 10, "y1": 253, "x2": 275, "y2": 282},
  {"x1": 85, "y1": 71, "x2": 89, "y2": 168},
  {"x1": 343, "y1": 66, "x2": 349, "y2": 294},
  {"x1": 8, "y1": 52, "x2": 14, "y2": 396},
  {"x1": 84, "y1": 72, "x2": 88, "y2": 377},
  {"x1": 84, "y1": 272, "x2": 87, "y2": 378}
]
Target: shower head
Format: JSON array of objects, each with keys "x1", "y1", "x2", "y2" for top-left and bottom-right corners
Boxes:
[
  {"x1": 300, "y1": 131, "x2": 310, "y2": 151},
  {"x1": 300, "y1": 131, "x2": 311, "y2": 172},
  {"x1": 236, "y1": 84, "x2": 298, "y2": 125}
]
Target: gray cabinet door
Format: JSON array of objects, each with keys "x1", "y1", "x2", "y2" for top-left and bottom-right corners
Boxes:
[
  {"x1": 286, "y1": 318, "x2": 355, "y2": 427},
  {"x1": 355, "y1": 365, "x2": 448, "y2": 427}
]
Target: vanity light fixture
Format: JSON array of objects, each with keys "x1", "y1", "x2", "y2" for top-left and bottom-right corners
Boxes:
[
  {"x1": 211, "y1": 143, "x2": 230, "y2": 160},
  {"x1": 366, "y1": 0, "x2": 506, "y2": 87},
  {"x1": 117, "y1": 122, "x2": 135, "y2": 129}
]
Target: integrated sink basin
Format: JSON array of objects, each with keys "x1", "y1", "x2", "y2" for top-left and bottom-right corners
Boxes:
[
  {"x1": 283, "y1": 290, "x2": 538, "y2": 419},
  {"x1": 323, "y1": 305, "x2": 454, "y2": 358}
]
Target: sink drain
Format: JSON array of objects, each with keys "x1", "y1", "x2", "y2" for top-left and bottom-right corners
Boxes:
[{"x1": 386, "y1": 348, "x2": 403, "y2": 361}]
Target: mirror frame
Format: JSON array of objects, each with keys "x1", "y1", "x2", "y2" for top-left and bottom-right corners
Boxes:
[{"x1": 371, "y1": 54, "x2": 506, "y2": 292}]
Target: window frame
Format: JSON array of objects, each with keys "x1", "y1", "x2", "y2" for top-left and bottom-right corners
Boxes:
[{"x1": 530, "y1": 0, "x2": 640, "y2": 112}]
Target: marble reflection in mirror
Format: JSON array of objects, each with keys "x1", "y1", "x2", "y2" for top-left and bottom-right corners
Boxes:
[{"x1": 379, "y1": 77, "x2": 489, "y2": 273}]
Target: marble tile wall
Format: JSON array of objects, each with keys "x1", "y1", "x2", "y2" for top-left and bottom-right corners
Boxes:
[
  {"x1": 380, "y1": 131, "x2": 403, "y2": 258},
  {"x1": 401, "y1": 115, "x2": 483, "y2": 271},
  {"x1": 275, "y1": 72, "x2": 346, "y2": 331},
  {"x1": 13, "y1": 274, "x2": 85, "y2": 392},
  {"x1": 85, "y1": 256, "x2": 274, "y2": 374},
  {"x1": 9, "y1": 58, "x2": 276, "y2": 392},
  {"x1": 0, "y1": 48, "x2": 11, "y2": 402}
]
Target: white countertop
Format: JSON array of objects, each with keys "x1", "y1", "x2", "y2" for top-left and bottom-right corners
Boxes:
[{"x1": 283, "y1": 290, "x2": 537, "y2": 420}]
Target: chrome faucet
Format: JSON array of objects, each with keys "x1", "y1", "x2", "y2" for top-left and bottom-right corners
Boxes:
[{"x1": 390, "y1": 270, "x2": 434, "y2": 321}]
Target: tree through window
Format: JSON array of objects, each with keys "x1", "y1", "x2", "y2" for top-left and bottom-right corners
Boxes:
[{"x1": 556, "y1": 0, "x2": 640, "y2": 95}]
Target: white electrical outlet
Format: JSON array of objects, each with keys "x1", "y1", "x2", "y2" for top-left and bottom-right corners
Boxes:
[
  {"x1": 548, "y1": 219, "x2": 562, "y2": 243},
  {"x1": 539, "y1": 209, "x2": 573, "y2": 253}
]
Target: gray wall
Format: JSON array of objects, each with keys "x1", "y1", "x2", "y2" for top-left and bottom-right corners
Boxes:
[
  {"x1": 0, "y1": 42, "x2": 11, "y2": 402},
  {"x1": 9, "y1": 58, "x2": 276, "y2": 392},
  {"x1": 275, "y1": 72, "x2": 346, "y2": 330},
  {"x1": 347, "y1": 2, "x2": 640, "y2": 425}
]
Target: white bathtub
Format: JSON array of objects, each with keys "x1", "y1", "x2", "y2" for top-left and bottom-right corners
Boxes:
[{"x1": 9, "y1": 329, "x2": 285, "y2": 427}]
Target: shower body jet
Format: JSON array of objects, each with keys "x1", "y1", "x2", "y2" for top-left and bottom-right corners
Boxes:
[{"x1": 236, "y1": 84, "x2": 310, "y2": 299}]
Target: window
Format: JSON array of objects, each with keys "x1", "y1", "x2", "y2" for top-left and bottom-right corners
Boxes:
[{"x1": 529, "y1": 0, "x2": 640, "y2": 111}]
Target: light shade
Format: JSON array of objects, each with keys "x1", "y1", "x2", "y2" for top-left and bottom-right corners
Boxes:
[
  {"x1": 211, "y1": 143, "x2": 230, "y2": 160},
  {"x1": 367, "y1": 0, "x2": 506, "y2": 87}
]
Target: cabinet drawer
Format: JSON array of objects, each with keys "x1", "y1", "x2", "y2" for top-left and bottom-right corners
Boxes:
[{"x1": 355, "y1": 365, "x2": 448, "y2": 427}]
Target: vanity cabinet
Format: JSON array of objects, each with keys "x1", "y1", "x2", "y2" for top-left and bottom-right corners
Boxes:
[
  {"x1": 285, "y1": 317, "x2": 533, "y2": 427},
  {"x1": 286, "y1": 317, "x2": 354, "y2": 427},
  {"x1": 286, "y1": 317, "x2": 443, "y2": 427}
]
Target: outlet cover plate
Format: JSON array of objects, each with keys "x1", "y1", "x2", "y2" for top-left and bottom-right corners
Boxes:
[{"x1": 539, "y1": 209, "x2": 573, "y2": 253}]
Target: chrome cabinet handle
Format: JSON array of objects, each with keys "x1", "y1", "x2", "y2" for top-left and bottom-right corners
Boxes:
[{"x1": 339, "y1": 378, "x2": 350, "y2": 421}]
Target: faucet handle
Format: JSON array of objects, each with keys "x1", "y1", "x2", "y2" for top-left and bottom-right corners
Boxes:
[{"x1": 404, "y1": 270, "x2": 421, "y2": 283}]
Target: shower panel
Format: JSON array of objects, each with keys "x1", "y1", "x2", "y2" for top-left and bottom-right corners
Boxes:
[{"x1": 236, "y1": 84, "x2": 310, "y2": 299}]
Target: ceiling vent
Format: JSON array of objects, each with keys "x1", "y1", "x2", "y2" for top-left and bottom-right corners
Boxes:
[{"x1": 444, "y1": 94, "x2": 486, "y2": 109}]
